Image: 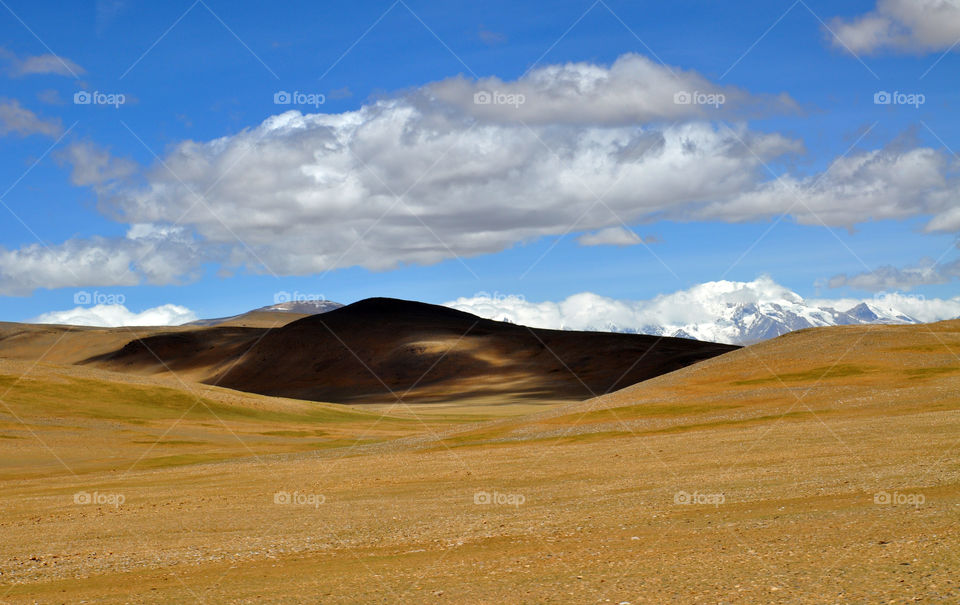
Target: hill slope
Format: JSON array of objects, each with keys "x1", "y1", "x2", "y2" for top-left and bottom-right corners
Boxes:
[
  {"x1": 83, "y1": 297, "x2": 738, "y2": 404},
  {"x1": 187, "y1": 300, "x2": 343, "y2": 327},
  {"x1": 435, "y1": 318, "x2": 960, "y2": 447},
  {"x1": 1, "y1": 316, "x2": 957, "y2": 602}
]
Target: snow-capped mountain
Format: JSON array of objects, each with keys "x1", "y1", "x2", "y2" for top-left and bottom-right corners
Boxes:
[
  {"x1": 636, "y1": 299, "x2": 918, "y2": 344},
  {"x1": 257, "y1": 300, "x2": 344, "y2": 314},
  {"x1": 189, "y1": 300, "x2": 343, "y2": 326},
  {"x1": 444, "y1": 277, "x2": 942, "y2": 345}
]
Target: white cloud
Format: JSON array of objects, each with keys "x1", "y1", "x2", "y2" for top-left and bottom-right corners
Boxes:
[
  {"x1": 0, "y1": 230, "x2": 200, "y2": 296},
  {"x1": 0, "y1": 99, "x2": 61, "y2": 137},
  {"x1": 446, "y1": 277, "x2": 801, "y2": 333},
  {"x1": 445, "y1": 276, "x2": 960, "y2": 344},
  {"x1": 827, "y1": 258, "x2": 960, "y2": 291},
  {"x1": 5, "y1": 52, "x2": 960, "y2": 295},
  {"x1": 926, "y1": 205, "x2": 960, "y2": 231},
  {"x1": 31, "y1": 303, "x2": 197, "y2": 327},
  {"x1": 1, "y1": 47, "x2": 84, "y2": 77},
  {"x1": 426, "y1": 53, "x2": 797, "y2": 124},
  {"x1": 97, "y1": 104, "x2": 798, "y2": 277},
  {"x1": 700, "y1": 145, "x2": 960, "y2": 230},
  {"x1": 828, "y1": 0, "x2": 960, "y2": 55},
  {"x1": 56, "y1": 141, "x2": 136, "y2": 186},
  {"x1": 577, "y1": 226, "x2": 652, "y2": 247},
  {"x1": 16, "y1": 54, "x2": 84, "y2": 77}
]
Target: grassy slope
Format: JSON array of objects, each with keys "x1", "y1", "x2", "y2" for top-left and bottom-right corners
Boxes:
[
  {"x1": 0, "y1": 321, "x2": 958, "y2": 602},
  {"x1": 0, "y1": 360, "x2": 468, "y2": 480},
  {"x1": 430, "y1": 319, "x2": 960, "y2": 448}
]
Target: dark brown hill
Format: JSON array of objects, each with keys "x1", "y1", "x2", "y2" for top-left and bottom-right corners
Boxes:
[{"x1": 86, "y1": 297, "x2": 737, "y2": 404}]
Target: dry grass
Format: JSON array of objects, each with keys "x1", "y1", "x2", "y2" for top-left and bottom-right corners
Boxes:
[{"x1": 0, "y1": 321, "x2": 958, "y2": 602}]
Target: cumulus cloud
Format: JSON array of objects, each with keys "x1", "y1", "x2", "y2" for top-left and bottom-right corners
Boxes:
[
  {"x1": 98, "y1": 102, "x2": 799, "y2": 277},
  {"x1": 700, "y1": 145, "x2": 960, "y2": 231},
  {"x1": 445, "y1": 276, "x2": 960, "y2": 343},
  {"x1": 31, "y1": 303, "x2": 197, "y2": 327},
  {"x1": 426, "y1": 53, "x2": 798, "y2": 124},
  {"x1": 577, "y1": 226, "x2": 654, "y2": 246},
  {"x1": 5, "y1": 52, "x2": 960, "y2": 295},
  {"x1": 828, "y1": 0, "x2": 960, "y2": 55},
  {"x1": 827, "y1": 258, "x2": 960, "y2": 291},
  {"x1": 0, "y1": 228, "x2": 200, "y2": 296},
  {"x1": 0, "y1": 99, "x2": 61, "y2": 137},
  {"x1": 0, "y1": 140, "x2": 198, "y2": 296}
]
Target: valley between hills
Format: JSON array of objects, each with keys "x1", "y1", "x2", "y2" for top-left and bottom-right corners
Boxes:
[{"x1": 0, "y1": 299, "x2": 957, "y2": 603}]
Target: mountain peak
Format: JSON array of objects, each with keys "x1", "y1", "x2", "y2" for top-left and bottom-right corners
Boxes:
[
  {"x1": 258, "y1": 300, "x2": 344, "y2": 314},
  {"x1": 846, "y1": 302, "x2": 880, "y2": 322}
]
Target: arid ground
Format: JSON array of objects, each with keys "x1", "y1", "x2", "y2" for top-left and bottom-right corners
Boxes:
[{"x1": 0, "y1": 314, "x2": 958, "y2": 603}]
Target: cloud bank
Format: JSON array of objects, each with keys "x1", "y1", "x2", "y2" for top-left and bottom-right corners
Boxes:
[
  {"x1": 445, "y1": 276, "x2": 960, "y2": 343},
  {"x1": 828, "y1": 258, "x2": 960, "y2": 292},
  {"x1": 3, "y1": 52, "x2": 960, "y2": 295},
  {"x1": 0, "y1": 226, "x2": 199, "y2": 296},
  {"x1": 829, "y1": 0, "x2": 960, "y2": 55},
  {"x1": 31, "y1": 303, "x2": 197, "y2": 327}
]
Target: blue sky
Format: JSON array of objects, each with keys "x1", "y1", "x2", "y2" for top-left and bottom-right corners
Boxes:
[{"x1": 1, "y1": 0, "x2": 959, "y2": 323}]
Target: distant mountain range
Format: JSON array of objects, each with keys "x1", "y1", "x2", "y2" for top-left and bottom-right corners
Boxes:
[
  {"x1": 443, "y1": 279, "x2": 931, "y2": 345},
  {"x1": 190, "y1": 288, "x2": 924, "y2": 345},
  {"x1": 634, "y1": 300, "x2": 917, "y2": 344}
]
